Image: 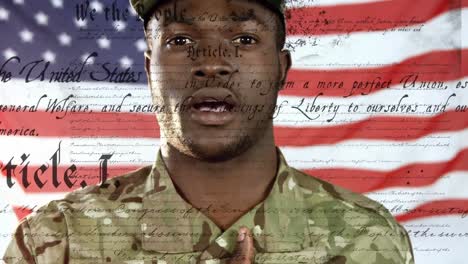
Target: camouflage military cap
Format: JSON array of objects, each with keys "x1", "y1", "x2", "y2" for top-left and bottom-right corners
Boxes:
[{"x1": 130, "y1": 0, "x2": 285, "y2": 22}]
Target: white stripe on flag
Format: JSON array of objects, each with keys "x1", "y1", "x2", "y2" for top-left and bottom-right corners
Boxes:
[
  {"x1": 402, "y1": 215, "x2": 468, "y2": 264},
  {"x1": 1, "y1": 78, "x2": 466, "y2": 129},
  {"x1": 285, "y1": 0, "x2": 390, "y2": 8},
  {"x1": 290, "y1": 8, "x2": 466, "y2": 69},
  {"x1": 366, "y1": 171, "x2": 468, "y2": 213},
  {"x1": 281, "y1": 128, "x2": 468, "y2": 170}
]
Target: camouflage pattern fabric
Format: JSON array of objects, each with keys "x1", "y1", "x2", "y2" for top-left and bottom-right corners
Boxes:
[{"x1": 3, "y1": 149, "x2": 415, "y2": 263}]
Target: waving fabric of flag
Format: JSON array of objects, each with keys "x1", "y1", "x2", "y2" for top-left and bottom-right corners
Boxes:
[{"x1": 0, "y1": 0, "x2": 467, "y2": 263}]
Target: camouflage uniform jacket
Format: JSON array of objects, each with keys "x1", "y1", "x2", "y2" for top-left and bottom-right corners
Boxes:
[{"x1": 4, "y1": 149, "x2": 415, "y2": 264}]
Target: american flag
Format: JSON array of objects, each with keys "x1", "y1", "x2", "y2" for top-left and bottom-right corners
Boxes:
[{"x1": 0, "y1": 0, "x2": 466, "y2": 262}]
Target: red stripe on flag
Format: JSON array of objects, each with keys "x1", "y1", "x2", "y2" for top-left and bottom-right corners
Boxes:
[
  {"x1": 305, "y1": 148, "x2": 468, "y2": 193},
  {"x1": 281, "y1": 49, "x2": 468, "y2": 97},
  {"x1": 0, "y1": 111, "x2": 160, "y2": 138},
  {"x1": 395, "y1": 199, "x2": 468, "y2": 222},
  {"x1": 274, "y1": 110, "x2": 468, "y2": 146},
  {"x1": 12, "y1": 206, "x2": 33, "y2": 221},
  {"x1": 286, "y1": 0, "x2": 465, "y2": 36},
  {"x1": 1, "y1": 110, "x2": 467, "y2": 146}
]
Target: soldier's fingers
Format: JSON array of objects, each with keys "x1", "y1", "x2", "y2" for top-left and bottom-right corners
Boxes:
[{"x1": 230, "y1": 227, "x2": 255, "y2": 264}]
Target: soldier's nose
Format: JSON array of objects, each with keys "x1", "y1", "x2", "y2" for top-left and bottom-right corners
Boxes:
[{"x1": 191, "y1": 64, "x2": 233, "y2": 79}]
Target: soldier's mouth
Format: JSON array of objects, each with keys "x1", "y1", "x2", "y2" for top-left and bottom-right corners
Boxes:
[
  {"x1": 188, "y1": 87, "x2": 238, "y2": 126},
  {"x1": 192, "y1": 99, "x2": 234, "y2": 113}
]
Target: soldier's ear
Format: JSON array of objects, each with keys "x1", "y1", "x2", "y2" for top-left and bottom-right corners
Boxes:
[
  {"x1": 144, "y1": 50, "x2": 152, "y2": 84},
  {"x1": 278, "y1": 49, "x2": 291, "y2": 90}
]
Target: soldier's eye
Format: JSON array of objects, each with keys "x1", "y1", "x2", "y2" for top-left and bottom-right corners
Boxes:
[
  {"x1": 232, "y1": 35, "x2": 258, "y2": 45},
  {"x1": 167, "y1": 36, "x2": 194, "y2": 46}
]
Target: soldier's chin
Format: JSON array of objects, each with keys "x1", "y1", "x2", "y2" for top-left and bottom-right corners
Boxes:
[{"x1": 186, "y1": 136, "x2": 253, "y2": 162}]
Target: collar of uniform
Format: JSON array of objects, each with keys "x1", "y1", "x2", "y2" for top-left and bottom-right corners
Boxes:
[{"x1": 140, "y1": 148, "x2": 309, "y2": 258}]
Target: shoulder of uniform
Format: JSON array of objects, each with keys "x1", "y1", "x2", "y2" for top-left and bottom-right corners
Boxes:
[
  {"x1": 61, "y1": 165, "x2": 152, "y2": 204},
  {"x1": 18, "y1": 165, "x2": 151, "y2": 226},
  {"x1": 290, "y1": 167, "x2": 399, "y2": 228},
  {"x1": 21, "y1": 165, "x2": 152, "y2": 230}
]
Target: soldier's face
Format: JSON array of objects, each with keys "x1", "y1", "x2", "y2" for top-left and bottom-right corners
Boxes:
[{"x1": 145, "y1": 0, "x2": 290, "y2": 161}]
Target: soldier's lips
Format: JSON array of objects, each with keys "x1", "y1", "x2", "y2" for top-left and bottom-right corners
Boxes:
[{"x1": 187, "y1": 87, "x2": 238, "y2": 126}]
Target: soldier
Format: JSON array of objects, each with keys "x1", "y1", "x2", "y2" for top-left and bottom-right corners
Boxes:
[{"x1": 4, "y1": 0, "x2": 415, "y2": 263}]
